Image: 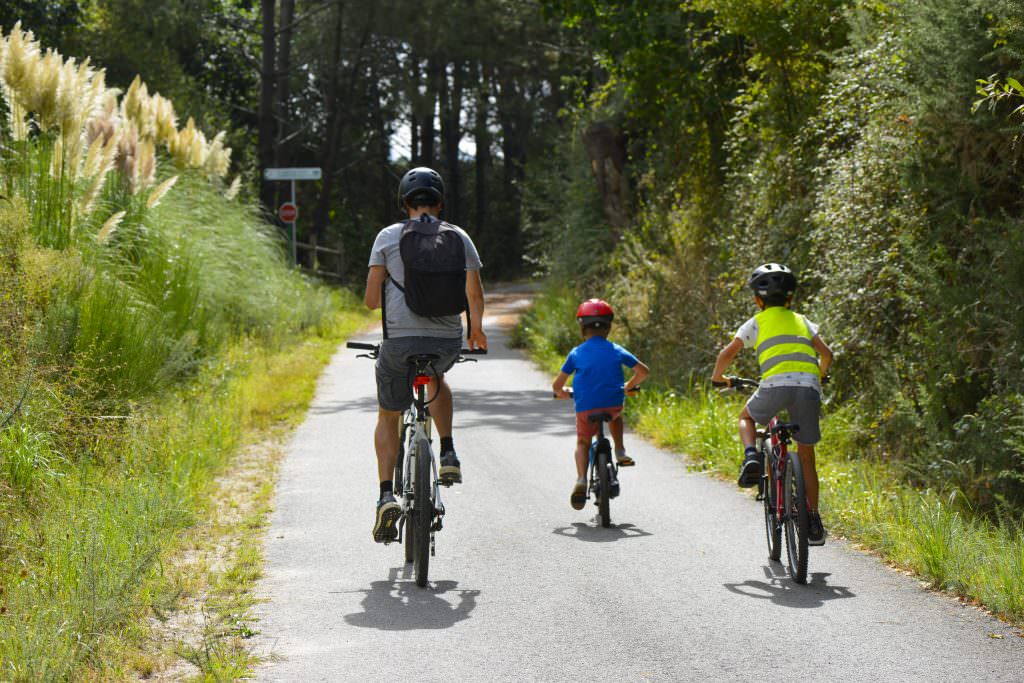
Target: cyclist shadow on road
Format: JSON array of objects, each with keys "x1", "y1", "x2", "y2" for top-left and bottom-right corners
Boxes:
[
  {"x1": 342, "y1": 566, "x2": 480, "y2": 631},
  {"x1": 552, "y1": 522, "x2": 653, "y2": 542},
  {"x1": 722, "y1": 566, "x2": 855, "y2": 609}
]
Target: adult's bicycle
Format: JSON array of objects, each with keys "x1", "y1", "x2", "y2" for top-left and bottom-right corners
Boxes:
[
  {"x1": 348, "y1": 341, "x2": 485, "y2": 587},
  {"x1": 713, "y1": 376, "x2": 811, "y2": 584}
]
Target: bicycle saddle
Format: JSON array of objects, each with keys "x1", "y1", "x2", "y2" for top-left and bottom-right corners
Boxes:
[
  {"x1": 772, "y1": 422, "x2": 800, "y2": 435},
  {"x1": 406, "y1": 353, "x2": 441, "y2": 363},
  {"x1": 587, "y1": 412, "x2": 614, "y2": 424}
]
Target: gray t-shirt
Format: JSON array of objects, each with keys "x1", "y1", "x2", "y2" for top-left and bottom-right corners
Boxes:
[{"x1": 368, "y1": 215, "x2": 483, "y2": 339}]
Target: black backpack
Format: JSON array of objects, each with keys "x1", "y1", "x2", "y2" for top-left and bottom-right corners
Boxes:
[{"x1": 385, "y1": 217, "x2": 468, "y2": 324}]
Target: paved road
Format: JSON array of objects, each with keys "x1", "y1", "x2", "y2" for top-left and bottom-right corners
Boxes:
[{"x1": 254, "y1": 292, "x2": 1022, "y2": 682}]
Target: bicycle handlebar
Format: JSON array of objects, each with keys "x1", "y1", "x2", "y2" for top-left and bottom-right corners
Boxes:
[
  {"x1": 552, "y1": 386, "x2": 641, "y2": 399},
  {"x1": 713, "y1": 376, "x2": 759, "y2": 390},
  {"x1": 713, "y1": 374, "x2": 829, "y2": 391},
  {"x1": 346, "y1": 341, "x2": 488, "y2": 356}
]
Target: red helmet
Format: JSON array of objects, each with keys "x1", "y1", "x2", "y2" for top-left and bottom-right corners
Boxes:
[{"x1": 576, "y1": 298, "x2": 614, "y2": 327}]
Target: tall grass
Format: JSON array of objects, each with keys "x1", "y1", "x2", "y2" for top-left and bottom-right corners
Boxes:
[{"x1": 0, "y1": 21, "x2": 375, "y2": 680}]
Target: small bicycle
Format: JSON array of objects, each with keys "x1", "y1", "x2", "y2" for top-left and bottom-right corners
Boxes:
[
  {"x1": 714, "y1": 376, "x2": 810, "y2": 583},
  {"x1": 348, "y1": 341, "x2": 485, "y2": 587},
  {"x1": 554, "y1": 387, "x2": 637, "y2": 528}
]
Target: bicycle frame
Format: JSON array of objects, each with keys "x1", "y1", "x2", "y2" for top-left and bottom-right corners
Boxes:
[
  {"x1": 758, "y1": 417, "x2": 794, "y2": 523},
  {"x1": 396, "y1": 372, "x2": 444, "y2": 547},
  {"x1": 588, "y1": 420, "x2": 618, "y2": 498}
]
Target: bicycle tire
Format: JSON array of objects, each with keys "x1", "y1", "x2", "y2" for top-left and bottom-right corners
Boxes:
[
  {"x1": 413, "y1": 438, "x2": 432, "y2": 587},
  {"x1": 763, "y1": 449, "x2": 782, "y2": 562},
  {"x1": 596, "y1": 445, "x2": 612, "y2": 528},
  {"x1": 398, "y1": 424, "x2": 414, "y2": 563},
  {"x1": 783, "y1": 452, "x2": 809, "y2": 584}
]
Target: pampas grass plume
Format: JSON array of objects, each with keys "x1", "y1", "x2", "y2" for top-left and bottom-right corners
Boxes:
[
  {"x1": 146, "y1": 175, "x2": 178, "y2": 209},
  {"x1": 96, "y1": 210, "x2": 125, "y2": 244}
]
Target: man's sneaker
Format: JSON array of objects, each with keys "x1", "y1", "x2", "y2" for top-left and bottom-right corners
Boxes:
[
  {"x1": 439, "y1": 450, "x2": 462, "y2": 486},
  {"x1": 570, "y1": 481, "x2": 587, "y2": 510},
  {"x1": 615, "y1": 451, "x2": 635, "y2": 467},
  {"x1": 737, "y1": 451, "x2": 763, "y2": 488},
  {"x1": 808, "y1": 511, "x2": 827, "y2": 546},
  {"x1": 372, "y1": 493, "x2": 401, "y2": 543}
]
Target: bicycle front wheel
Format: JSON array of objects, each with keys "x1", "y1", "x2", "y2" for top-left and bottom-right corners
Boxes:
[
  {"x1": 783, "y1": 451, "x2": 809, "y2": 584},
  {"x1": 763, "y1": 450, "x2": 782, "y2": 562},
  {"x1": 413, "y1": 438, "x2": 432, "y2": 587},
  {"x1": 596, "y1": 446, "x2": 612, "y2": 528}
]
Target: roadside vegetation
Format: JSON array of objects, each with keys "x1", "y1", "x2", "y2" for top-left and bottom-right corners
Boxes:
[{"x1": 0, "y1": 24, "x2": 373, "y2": 679}]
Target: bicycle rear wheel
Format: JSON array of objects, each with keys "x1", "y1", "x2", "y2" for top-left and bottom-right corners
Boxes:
[
  {"x1": 783, "y1": 452, "x2": 809, "y2": 584},
  {"x1": 401, "y1": 430, "x2": 414, "y2": 564},
  {"x1": 596, "y1": 445, "x2": 612, "y2": 528},
  {"x1": 413, "y1": 438, "x2": 432, "y2": 587},
  {"x1": 762, "y1": 450, "x2": 782, "y2": 562}
]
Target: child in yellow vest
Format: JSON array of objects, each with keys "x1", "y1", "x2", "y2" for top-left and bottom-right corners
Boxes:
[{"x1": 712, "y1": 263, "x2": 833, "y2": 544}]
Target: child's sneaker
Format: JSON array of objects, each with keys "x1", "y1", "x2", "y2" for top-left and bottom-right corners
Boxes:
[
  {"x1": 737, "y1": 448, "x2": 762, "y2": 488},
  {"x1": 808, "y1": 511, "x2": 827, "y2": 545},
  {"x1": 570, "y1": 480, "x2": 587, "y2": 510},
  {"x1": 615, "y1": 449, "x2": 635, "y2": 467}
]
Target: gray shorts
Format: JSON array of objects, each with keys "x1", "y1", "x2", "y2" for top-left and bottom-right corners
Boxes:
[
  {"x1": 745, "y1": 386, "x2": 822, "y2": 445},
  {"x1": 375, "y1": 336, "x2": 462, "y2": 412}
]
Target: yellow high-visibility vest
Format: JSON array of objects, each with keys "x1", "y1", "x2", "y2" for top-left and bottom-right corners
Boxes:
[{"x1": 754, "y1": 307, "x2": 819, "y2": 379}]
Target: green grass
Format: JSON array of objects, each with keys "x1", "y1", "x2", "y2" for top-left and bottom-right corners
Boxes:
[
  {"x1": 0, "y1": 302, "x2": 374, "y2": 681},
  {"x1": 516, "y1": 287, "x2": 1024, "y2": 625}
]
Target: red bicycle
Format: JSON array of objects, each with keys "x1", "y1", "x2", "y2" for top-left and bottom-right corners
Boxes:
[{"x1": 715, "y1": 376, "x2": 810, "y2": 584}]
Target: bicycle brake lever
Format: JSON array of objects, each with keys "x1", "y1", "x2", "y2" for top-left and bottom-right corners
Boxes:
[{"x1": 356, "y1": 352, "x2": 378, "y2": 360}]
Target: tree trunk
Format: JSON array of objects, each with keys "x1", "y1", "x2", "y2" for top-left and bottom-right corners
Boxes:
[
  {"x1": 258, "y1": 0, "x2": 277, "y2": 210},
  {"x1": 495, "y1": 69, "x2": 528, "y2": 274},
  {"x1": 275, "y1": 0, "x2": 295, "y2": 166},
  {"x1": 473, "y1": 70, "x2": 491, "y2": 236},
  {"x1": 369, "y1": 72, "x2": 393, "y2": 224},
  {"x1": 312, "y1": 2, "x2": 345, "y2": 264},
  {"x1": 441, "y1": 59, "x2": 464, "y2": 224},
  {"x1": 418, "y1": 55, "x2": 440, "y2": 167}
]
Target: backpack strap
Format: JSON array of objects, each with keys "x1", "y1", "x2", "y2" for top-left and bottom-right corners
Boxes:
[{"x1": 380, "y1": 277, "x2": 389, "y2": 340}]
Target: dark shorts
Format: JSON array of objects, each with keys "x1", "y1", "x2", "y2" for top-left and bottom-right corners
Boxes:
[
  {"x1": 375, "y1": 336, "x2": 462, "y2": 412},
  {"x1": 745, "y1": 386, "x2": 822, "y2": 445}
]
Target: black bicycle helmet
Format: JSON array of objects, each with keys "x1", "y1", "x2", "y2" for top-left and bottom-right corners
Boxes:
[
  {"x1": 748, "y1": 263, "x2": 797, "y2": 300},
  {"x1": 397, "y1": 166, "x2": 445, "y2": 208}
]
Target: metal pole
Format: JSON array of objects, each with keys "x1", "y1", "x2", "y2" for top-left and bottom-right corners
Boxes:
[{"x1": 289, "y1": 179, "x2": 297, "y2": 265}]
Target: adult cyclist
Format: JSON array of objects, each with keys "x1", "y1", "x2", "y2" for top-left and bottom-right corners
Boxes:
[{"x1": 364, "y1": 167, "x2": 487, "y2": 543}]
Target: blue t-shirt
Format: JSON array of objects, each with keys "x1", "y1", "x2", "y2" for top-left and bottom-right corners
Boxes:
[{"x1": 561, "y1": 336, "x2": 639, "y2": 412}]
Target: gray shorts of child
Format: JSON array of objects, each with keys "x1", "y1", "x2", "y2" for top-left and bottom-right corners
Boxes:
[
  {"x1": 375, "y1": 336, "x2": 463, "y2": 412},
  {"x1": 745, "y1": 386, "x2": 822, "y2": 445}
]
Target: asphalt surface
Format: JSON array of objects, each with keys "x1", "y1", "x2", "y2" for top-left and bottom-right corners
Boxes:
[{"x1": 253, "y1": 292, "x2": 1022, "y2": 682}]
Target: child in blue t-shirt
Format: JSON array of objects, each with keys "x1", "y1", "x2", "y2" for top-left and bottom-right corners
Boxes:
[{"x1": 552, "y1": 299, "x2": 650, "y2": 510}]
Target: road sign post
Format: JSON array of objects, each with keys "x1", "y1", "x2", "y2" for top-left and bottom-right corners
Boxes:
[{"x1": 263, "y1": 167, "x2": 322, "y2": 266}]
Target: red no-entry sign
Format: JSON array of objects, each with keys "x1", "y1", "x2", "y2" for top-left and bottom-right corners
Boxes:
[{"x1": 279, "y1": 202, "x2": 298, "y2": 222}]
